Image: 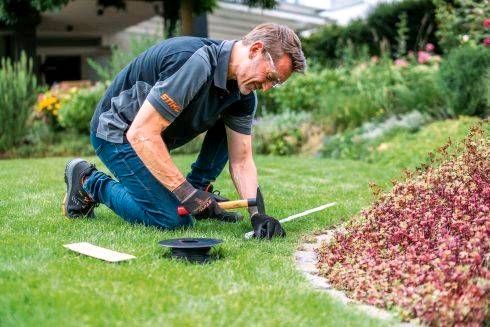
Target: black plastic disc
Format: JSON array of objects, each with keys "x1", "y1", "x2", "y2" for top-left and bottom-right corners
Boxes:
[{"x1": 158, "y1": 238, "x2": 222, "y2": 263}]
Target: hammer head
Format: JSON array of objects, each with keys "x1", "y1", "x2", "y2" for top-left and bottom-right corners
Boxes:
[{"x1": 256, "y1": 186, "x2": 266, "y2": 215}]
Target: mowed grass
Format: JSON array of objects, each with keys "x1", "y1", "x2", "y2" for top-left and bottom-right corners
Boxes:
[
  {"x1": 0, "y1": 154, "x2": 399, "y2": 326},
  {"x1": 1, "y1": 118, "x2": 482, "y2": 326}
]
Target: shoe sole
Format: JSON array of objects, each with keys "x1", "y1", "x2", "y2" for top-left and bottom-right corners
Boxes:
[{"x1": 62, "y1": 158, "x2": 85, "y2": 218}]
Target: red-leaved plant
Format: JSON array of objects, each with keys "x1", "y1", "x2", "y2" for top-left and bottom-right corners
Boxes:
[{"x1": 317, "y1": 124, "x2": 489, "y2": 325}]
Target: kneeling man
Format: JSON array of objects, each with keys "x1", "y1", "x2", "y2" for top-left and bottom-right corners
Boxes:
[{"x1": 62, "y1": 23, "x2": 306, "y2": 239}]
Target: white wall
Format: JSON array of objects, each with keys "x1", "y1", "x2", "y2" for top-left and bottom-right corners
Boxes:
[{"x1": 284, "y1": 0, "x2": 392, "y2": 26}]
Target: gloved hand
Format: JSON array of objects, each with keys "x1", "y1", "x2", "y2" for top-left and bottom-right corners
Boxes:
[
  {"x1": 251, "y1": 213, "x2": 286, "y2": 239},
  {"x1": 173, "y1": 181, "x2": 242, "y2": 222},
  {"x1": 186, "y1": 193, "x2": 243, "y2": 222}
]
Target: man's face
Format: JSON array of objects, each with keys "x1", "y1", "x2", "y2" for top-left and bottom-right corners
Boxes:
[{"x1": 236, "y1": 43, "x2": 293, "y2": 95}]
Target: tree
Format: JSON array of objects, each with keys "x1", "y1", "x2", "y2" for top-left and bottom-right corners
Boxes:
[
  {"x1": 0, "y1": 0, "x2": 72, "y2": 60},
  {"x1": 0, "y1": 0, "x2": 277, "y2": 36},
  {"x1": 0, "y1": 0, "x2": 69, "y2": 26}
]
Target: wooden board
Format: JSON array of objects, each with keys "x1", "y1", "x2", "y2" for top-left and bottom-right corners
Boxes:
[{"x1": 63, "y1": 242, "x2": 136, "y2": 263}]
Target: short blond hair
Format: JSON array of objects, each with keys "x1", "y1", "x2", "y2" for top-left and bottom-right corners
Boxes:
[{"x1": 242, "y1": 23, "x2": 306, "y2": 73}]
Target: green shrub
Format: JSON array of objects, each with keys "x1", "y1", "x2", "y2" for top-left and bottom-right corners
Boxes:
[
  {"x1": 367, "y1": 0, "x2": 437, "y2": 54},
  {"x1": 5, "y1": 130, "x2": 93, "y2": 158},
  {"x1": 2, "y1": 120, "x2": 94, "y2": 159},
  {"x1": 259, "y1": 68, "x2": 342, "y2": 114},
  {"x1": 322, "y1": 111, "x2": 430, "y2": 161},
  {"x1": 433, "y1": 0, "x2": 490, "y2": 53},
  {"x1": 261, "y1": 59, "x2": 444, "y2": 133},
  {"x1": 58, "y1": 83, "x2": 106, "y2": 134},
  {"x1": 387, "y1": 65, "x2": 447, "y2": 118},
  {"x1": 438, "y1": 45, "x2": 490, "y2": 117},
  {"x1": 302, "y1": 0, "x2": 438, "y2": 65},
  {"x1": 0, "y1": 53, "x2": 38, "y2": 152},
  {"x1": 300, "y1": 24, "x2": 344, "y2": 67},
  {"x1": 322, "y1": 91, "x2": 379, "y2": 132},
  {"x1": 88, "y1": 35, "x2": 161, "y2": 81},
  {"x1": 22, "y1": 120, "x2": 57, "y2": 147},
  {"x1": 322, "y1": 115, "x2": 486, "y2": 170},
  {"x1": 253, "y1": 111, "x2": 319, "y2": 155}
]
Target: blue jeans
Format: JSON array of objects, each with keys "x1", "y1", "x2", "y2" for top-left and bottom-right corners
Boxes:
[{"x1": 83, "y1": 121, "x2": 228, "y2": 229}]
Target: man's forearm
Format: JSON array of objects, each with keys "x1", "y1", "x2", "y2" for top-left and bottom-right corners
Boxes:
[
  {"x1": 127, "y1": 133, "x2": 185, "y2": 191},
  {"x1": 229, "y1": 159, "x2": 258, "y2": 216}
]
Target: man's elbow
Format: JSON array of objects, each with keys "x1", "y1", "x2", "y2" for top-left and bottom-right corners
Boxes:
[
  {"x1": 126, "y1": 125, "x2": 151, "y2": 146},
  {"x1": 126, "y1": 125, "x2": 139, "y2": 145}
]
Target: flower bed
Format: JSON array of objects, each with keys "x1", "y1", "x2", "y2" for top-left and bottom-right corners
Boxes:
[{"x1": 317, "y1": 125, "x2": 489, "y2": 325}]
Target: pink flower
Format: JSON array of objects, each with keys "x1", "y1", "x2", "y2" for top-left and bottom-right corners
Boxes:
[
  {"x1": 417, "y1": 51, "x2": 431, "y2": 64},
  {"x1": 371, "y1": 56, "x2": 379, "y2": 63},
  {"x1": 394, "y1": 58, "x2": 408, "y2": 67},
  {"x1": 483, "y1": 18, "x2": 490, "y2": 29},
  {"x1": 425, "y1": 43, "x2": 435, "y2": 52},
  {"x1": 484, "y1": 37, "x2": 490, "y2": 47}
]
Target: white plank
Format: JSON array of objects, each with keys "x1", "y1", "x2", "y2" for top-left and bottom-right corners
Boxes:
[{"x1": 64, "y1": 242, "x2": 136, "y2": 263}]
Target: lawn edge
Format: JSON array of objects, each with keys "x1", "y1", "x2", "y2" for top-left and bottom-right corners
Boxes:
[{"x1": 295, "y1": 227, "x2": 417, "y2": 326}]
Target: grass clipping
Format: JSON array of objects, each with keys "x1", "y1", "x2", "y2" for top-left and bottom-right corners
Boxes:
[{"x1": 317, "y1": 124, "x2": 489, "y2": 325}]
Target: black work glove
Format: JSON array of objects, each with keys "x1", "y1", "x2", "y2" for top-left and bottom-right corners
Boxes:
[
  {"x1": 251, "y1": 213, "x2": 286, "y2": 239},
  {"x1": 173, "y1": 181, "x2": 242, "y2": 222}
]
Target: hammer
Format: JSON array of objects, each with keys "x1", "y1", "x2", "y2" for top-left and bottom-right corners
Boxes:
[{"x1": 177, "y1": 196, "x2": 258, "y2": 216}]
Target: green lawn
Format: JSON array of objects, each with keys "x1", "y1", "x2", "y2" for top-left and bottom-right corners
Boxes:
[
  {"x1": 0, "y1": 155, "x2": 401, "y2": 326},
  {"x1": 1, "y1": 118, "x2": 483, "y2": 326}
]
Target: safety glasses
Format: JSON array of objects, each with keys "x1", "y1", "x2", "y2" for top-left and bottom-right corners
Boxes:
[{"x1": 264, "y1": 51, "x2": 282, "y2": 88}]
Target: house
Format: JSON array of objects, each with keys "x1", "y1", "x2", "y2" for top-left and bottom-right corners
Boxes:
[{"x1": 1, "y1": 0, "x2": 329, "y2": 85}]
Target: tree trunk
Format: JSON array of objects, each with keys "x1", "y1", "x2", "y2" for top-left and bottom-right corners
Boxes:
[{"x1": 180, "y1": 0, "x2": 193, "y2": 36}]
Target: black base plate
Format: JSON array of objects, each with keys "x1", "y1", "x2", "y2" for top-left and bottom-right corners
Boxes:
[{"x1": 158, "y1": 238, "x2": 223, "y2": 263}]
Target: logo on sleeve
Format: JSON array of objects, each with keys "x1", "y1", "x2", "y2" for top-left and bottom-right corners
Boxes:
[{"x1": 160, "y1": 93, "x2": 181, "y2": 113}]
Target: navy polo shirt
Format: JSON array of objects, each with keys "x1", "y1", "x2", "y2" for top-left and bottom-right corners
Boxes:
[{"x1": 90, "y1": 37, "x2": 257, "y2": 150}]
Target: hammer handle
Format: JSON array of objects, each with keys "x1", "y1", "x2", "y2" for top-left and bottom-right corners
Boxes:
[{"x1": 178, "y1": 198, "x2": 256, "y2": 216}]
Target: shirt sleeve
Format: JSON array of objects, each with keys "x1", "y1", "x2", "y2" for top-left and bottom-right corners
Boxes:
[
  {"x1": 222, "y1": 91, "x2": 257, "y2": 135},
  {"x1": 147, "y1": 50, "x2": 212, "y2": 123}
]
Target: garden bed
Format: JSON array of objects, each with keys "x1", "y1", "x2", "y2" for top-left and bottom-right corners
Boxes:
[
  {"x1": 316, "y1": 125, "x2": 489, "y2": 325},
  {"x1": 295, "y1": 231, "x2": 409, "y2": 325}
]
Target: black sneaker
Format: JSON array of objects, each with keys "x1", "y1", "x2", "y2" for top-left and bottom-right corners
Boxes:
[
  {"x1": 203, "y1": 184, "x2": 229, "y2": 202},
  {"x1": 62, "y1": 158, "x2": 98, "y2": 218}
]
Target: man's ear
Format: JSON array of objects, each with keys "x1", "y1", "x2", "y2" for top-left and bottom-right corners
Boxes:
[{"x1": 248, "y1": 41, "x2": 265, "y2": 59}]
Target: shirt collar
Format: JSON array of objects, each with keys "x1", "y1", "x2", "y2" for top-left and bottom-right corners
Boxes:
[{"x1": 213, "y1": 40, "x2": 236, "y2": 91}]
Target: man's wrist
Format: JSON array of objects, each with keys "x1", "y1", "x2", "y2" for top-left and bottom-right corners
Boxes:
[
  {"x1": 172, "y1": 180, "x2": 197, "y2": 202},
  {"x1": 248, "y1": 206, "x2": 259, "y2": 217}
]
